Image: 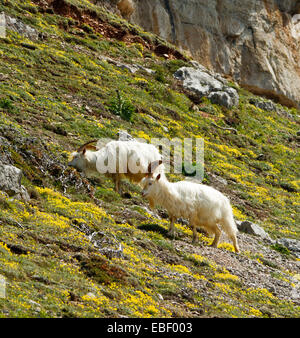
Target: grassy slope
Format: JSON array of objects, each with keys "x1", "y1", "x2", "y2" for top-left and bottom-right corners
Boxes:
[{"x1": 0, "y1": 0, "x2": 299, "y2": 318}]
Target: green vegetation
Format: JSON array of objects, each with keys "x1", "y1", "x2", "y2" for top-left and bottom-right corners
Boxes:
[
  {"x1": 109, "y1": 90, "x2": 136, "y2": 122},
  {"x1": 0, "y1": 0, "x2": 299, "y2": 318}
]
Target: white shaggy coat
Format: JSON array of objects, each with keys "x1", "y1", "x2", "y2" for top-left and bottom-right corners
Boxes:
[
  {"x1": 142, "y1": 172, "x2": 239, "y2": 252},
  {"x1": 68, "y1": 140, "x2": 163, "y2": 193}
]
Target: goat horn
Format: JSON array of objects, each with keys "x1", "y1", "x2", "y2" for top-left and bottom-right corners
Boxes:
[
  {"x1": 77, "y1": 139, "x2": 98, "y2": 152},
  {"x1": 147, "y1": 160, "x2": 163, "y2": 176}
]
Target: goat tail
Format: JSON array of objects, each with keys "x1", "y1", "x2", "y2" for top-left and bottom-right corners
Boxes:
[
  {"x1": 222, "y1": 211, "x2": 238, "y2": 235},
  {"x1": 220, "y1": 198, "x2": 238, "y2": 235},
  {"x1": 220, "y1": 199, "x2": 240, "y2": 252}
]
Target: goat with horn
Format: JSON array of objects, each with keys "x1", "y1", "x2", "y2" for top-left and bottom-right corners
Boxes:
[{"x1": 68, "y1": 140, "x2": 164, "y2": 194}]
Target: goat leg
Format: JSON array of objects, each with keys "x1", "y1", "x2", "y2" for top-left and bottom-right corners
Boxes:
[
  {"x1": 210, "y1": 226, "x2": 221, "y2": 248},
  {"x1": 113, "y1": 175, "x2": 122, "y2": 194},
  {"x1": 192, "y1": 224, "x2": 198, "y2": 243},
  {"x1": 167, "y1": 217, "x2": 176, "y2": 239}
]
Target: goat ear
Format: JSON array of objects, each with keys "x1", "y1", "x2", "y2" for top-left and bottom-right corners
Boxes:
[
  {"x1": 82, "y1": 148, "x2": 86, "y2": 155},
  {"x1": 156, "y1": 174, "x2": 161, "y2": 181},
  {"x1": 147, "y1": 162, "x2": 153, "y2": 176}
]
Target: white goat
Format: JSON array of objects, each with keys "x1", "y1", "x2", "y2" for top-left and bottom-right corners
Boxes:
[
  {"x1": 68, "y1": 140, "x2": 163, "y2": 193},
  {"x1": 141, "y1": 161, "x2": 240, "y2": 252}
]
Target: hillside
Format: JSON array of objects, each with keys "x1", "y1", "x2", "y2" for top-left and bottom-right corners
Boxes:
[{"x1": 0, "y1": 0, "x2": 299, "y2": 318}]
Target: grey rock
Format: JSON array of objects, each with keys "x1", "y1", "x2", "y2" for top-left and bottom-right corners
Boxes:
[
  {"x1": 139, "y1": 206, "x2": 161, "y2": 219},
  {"x1": 116, "y1": 62, "x2": 139, "y2": 74},
  {"x1": 72, "y1": 221, "x2": 124, "y2": 259},
  {"x1": 277, "y1": 110, "x2": 293, "y2": 120},
  {"x1": 174, "y1": 66, "x2": 222, "y2": 95},
  {"x1": 134, "y1": 64, "x2": 156, "y2": 75},
  {"x1": 0, "y1": 163, "x2": 22, "y2": 196},
  {"x1": 27, "y1": 299, "x2": 41, "y2": 312},
  {"x1": 157, "y1": 293, "x2": 164, "y2": 301},
  {"x1": 146, "y1": 114, "x2": 156, "y2": 122},
  {"x1": 177, "y1": 217, "x2": 189, "y2": 226},
  {"x1": 99, "y1": 55, "x2": 154, "y2": 74},
  {"x1": 251, "y1": 100, "x2": 277, "y2": 112},
  {"x1": 117, "y1": 130, "x2": 135, "y2": 141},
  {"x1": 16, "y1": 185, "x2": 31, "y2": 202},
  {"x1": 0, "y1": 137, "x2": 11, "y2": 164},
  {"x1": 291, "y1": 284, "x2": 300, "y2": 301},
  {"x1": 210, "y1": 173, "x2": 228, "y2": 186},
  {"x1": 85, "y1": 292, "x2": 97, "y2": 299},
  {"x1": 5, "y1": 14, "x2": 40, "y2": 41},
  {"x1": 0, "y1": 163, "x2": 30, "y2": 201},
  {"x1": 250, "y1": 98, "x2": 294, "y2": 119},
  {"x1": 224, "y1": 87, "x2": 240, "y2": 106},
  {"x1": 189, "y1": 60, "x2": 202, "y2": 68},
  {"x1": 130, "y1": 0, "x2": 300, "y2": 108},
  {"x1": 237, "y1": 220, "x2": 271, "y2": 241},
  {"x1": 277, "y1": 238, "x2": 300, "y2": 258},
  {"x1": 174, "y1": 66, "x2": 239, "y2": 108},
  {"x1": 208, "y1": 91, "x2": 235, "y2": 109}
]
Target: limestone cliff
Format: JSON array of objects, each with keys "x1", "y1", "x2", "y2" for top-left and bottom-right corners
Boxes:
[{"x1": 115, "y1": 0, "x2": 300, "y2": 108}]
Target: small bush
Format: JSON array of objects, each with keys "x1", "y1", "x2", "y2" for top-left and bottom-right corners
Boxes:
[
  {"x1": 271, "y1": 243, "x2": 291, "y2": 256},
  {"x1": 154, "y1": 68, "x2": 166, "y2": 83},
  {"x1": 109, "y1": 90, "x2": 135, "y2": 122},
  {"x1": 166, "y1": 59, "x2": 190, "y2": 73},
  {"x1": 0, "y1": 98, "x2": 18, "y2": 114}
]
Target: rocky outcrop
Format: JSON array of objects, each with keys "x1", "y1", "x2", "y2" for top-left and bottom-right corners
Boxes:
[
  {"x1": 276, "y1": 238, "x2": 300, "y2": 258},
  {"x1": 236, "y1": 220, "x2": 272, "y2": 242},
  {"x1": 174, "y1": 62, "x2": 239, "y2": 108},
  {"x1": 249, "y1": 98, "x2": 294, "y2": 119},
  {"x1": 4, "y1": 14, "x2": 41, "y2": 41},
  {"x1": 0, "y1": 163, "x2": 30, "y2": 201},
  {"x1": 99, "y1": 54, "x2": 155, "y2": 74},
  {"x1": 121, "y1": 0, "x2": 300, "y2": 108}
]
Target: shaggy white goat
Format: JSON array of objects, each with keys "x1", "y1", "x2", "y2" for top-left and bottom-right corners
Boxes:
[
  {"x1": 68, "y1": 140, "x2": 163, "y2": 193},
  {"x1": 142, "y1": 161, "x2": 240, "y2": 252}
]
